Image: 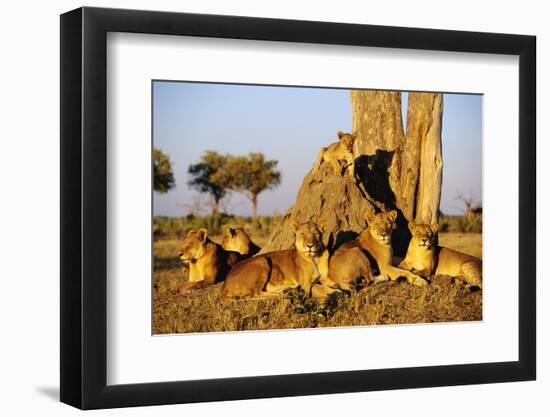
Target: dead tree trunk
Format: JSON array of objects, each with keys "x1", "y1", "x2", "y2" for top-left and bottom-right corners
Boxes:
[
  {"x1": 398, "y1": 92, "x2": 443, "y2": 224},
  {"x1": 262, "y1": 90, "x2": 443, "y2": 256},
  {"x1": 415, "y1": 94, "x2": 443, "y2": 224},
  {"x1": 351, "y1": 91, "x2": 405, "y2": 154},
  {"x1": 351, "y1": 91, "x2": 405, "y2": 211}
]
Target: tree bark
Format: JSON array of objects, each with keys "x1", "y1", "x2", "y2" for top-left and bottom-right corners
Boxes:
[
  {"x1": 351, "y1": 90, "x2": 405, "y2": 154},
  {"x1": 399, "y1": 92, "x2": 443, "y2": 224},
  {"x1": 251, "y1": 194, "x2": 258, "y2": 219},
  {"x1": 415, "y1": 93, "x2": 443, "y2": 224},
  {"x1": 211, "y1": 198, "x2": 220, "y2": 215},
  {"x1": 351, "y1": 91, "x2": 405, "y2": 211}
]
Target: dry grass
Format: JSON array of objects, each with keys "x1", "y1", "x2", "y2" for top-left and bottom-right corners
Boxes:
[
  {"x1": 153, "y1": 233, "x2": 482, "y2": 334},
  {"x1": 438, "y1": 233, "x2": 482, "y2": 258}
]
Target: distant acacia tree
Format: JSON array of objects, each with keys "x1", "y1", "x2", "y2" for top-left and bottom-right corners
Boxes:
[
  {"x1": 188, "y1": 151, "x2": 230, "y2": 215},
  {"x1": 153, "y1": 148, "x2": 175, "y2": 193},
  {"x1": 213, "y1": 152, "x2": 281, "y2": 218}
]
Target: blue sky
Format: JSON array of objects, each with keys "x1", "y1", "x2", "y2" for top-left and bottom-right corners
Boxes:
[{"x1": 153, "y1": 81, "x2": 482, "y2": 217}]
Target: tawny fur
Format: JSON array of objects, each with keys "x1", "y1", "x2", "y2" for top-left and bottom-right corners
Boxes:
[
  {"x1": 353, "y1": 211, "x2": 427, "y2": 287},
  {"x1": 221, "y1": 221, "x2": 329, "y2": 298},
  {"x1": 399, "y1": 221, "x2": 482, "y2": 288},
  {"x1": 221, "y1": 227, "x2": 261, "y2": 257},
  {"x1": 315, "y1": 131, "x2": 357, "y2": 180},
  {"x1": 177, "y1": 228, "x2": 242, "y2": 293}
]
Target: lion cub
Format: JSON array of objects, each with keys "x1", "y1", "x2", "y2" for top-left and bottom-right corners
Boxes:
[
  {"x1": 177, "y1": 228, "x2": 241, "y2": 293},
  {"x1": 221, "y1": 227, "x2": 261, "y2": 258},
  {"x1": 315, "y1": 131, "x2": 357, "y2": 180},
  {"x1": 398, "y1": 222, "x2": 482, "y2": 288},
  {"x1": 221, "y1": 221, "x2": 329, "y2": 298},
  {"x1": 351, "y1": 210, "x2": 427, "y2": 287}
]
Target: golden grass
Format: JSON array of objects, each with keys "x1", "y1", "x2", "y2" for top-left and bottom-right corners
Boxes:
[
  {"x1": 152, "y1": 233, "x2": 482, "y2": 334},
  {"x1": 438, "y1": 233, "x2": 482, "y2": 258}
]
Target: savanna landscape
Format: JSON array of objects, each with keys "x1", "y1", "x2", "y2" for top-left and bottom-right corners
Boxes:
[
  {"x1": 153, "y1": 84, "x2": 483, "y2": 334},
  {"x1": 153, "y1": 214, "x2": 481, "y2": 334}
]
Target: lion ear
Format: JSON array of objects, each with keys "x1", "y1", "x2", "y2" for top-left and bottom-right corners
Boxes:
[
  {"x1": 430, "y1": 223, "x2": 440, "y2": 233},
  {"x1": 337, "y1": 131, "x2": 345, "y2": 140},
  {"x1": 364, "y1": 211, "x2": 375, "y2": 223},
  {"x1": 197, "y1": 228, "x2": 208, "y2": 242},
  {"x1": 291, "y1": 220, "x2": 301, "y2": 233},
  {"x1": 351, "y1": 131, "x2": 358, "y2": 140},
  {"x1": 388, "y1": 210, "x2": 398, "y2": 222},
  {"x1": 409, "y1": 221, "x2": 417, "y2": 231}
]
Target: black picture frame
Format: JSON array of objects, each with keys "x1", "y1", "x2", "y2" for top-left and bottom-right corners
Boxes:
[{"x1": 60, "y1": 6, "x2": 536, "y2": 410}]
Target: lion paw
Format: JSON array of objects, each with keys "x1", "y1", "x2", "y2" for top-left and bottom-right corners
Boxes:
[
  {"x1": 373, "y1": 275, "x2": 390, "y2": 284},
  {"x1": 412, "y1": 276, "x2": 428, "y2": 287}
]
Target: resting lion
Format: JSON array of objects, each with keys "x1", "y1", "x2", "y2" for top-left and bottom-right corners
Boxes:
[
  {"x1": 316, "y1": 237, "x2": 387, "y2": 298},
  {"x1": 398, "y1": 221, "x2": 482, "y2": 288},
  {"x1": 315, "y1": 131, "x2": 356, "y2": 180},
  {"x1": 221, "y1": 221, "x2": 329, "y2": 298},
  {"x1": 221, "y1": 227, "x2": 261, "y2": 258},
  {"x1": 342, "y1": 210, "x2": 427, "y2": 287},
  {"x1": 177, "y1": 228, "x2": 242, "y2": 293}
]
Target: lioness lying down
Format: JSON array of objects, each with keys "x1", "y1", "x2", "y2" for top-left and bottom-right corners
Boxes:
[
  {"x1": 398, "y1": 221, "x2": 482, "y2": 288},
  {"x1": 312, "y1": 210, "x2": 425, "y2": 300},
  {"x1": 177, "y1": 228, "x2": 242, "y2": 293},
  {"x1": 316, "y1": 231, "x2": 379, "y2": 296},
  {"x1": 222, "y1": 221, "x2": 328, "y2": 298},
  {"x1": 221, "y1": 227, "x2": 261, "y2": 258},
  {"x1": 312, "y1": 242, "x2": 379, "y2": 299},
  {"x1": 344, "y1": 210, "x2": 427, "y2": 287}
]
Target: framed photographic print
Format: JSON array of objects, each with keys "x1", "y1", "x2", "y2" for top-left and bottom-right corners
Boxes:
[{"x1": 60, "y1": 6, "x2": 536, "y2": 410}]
